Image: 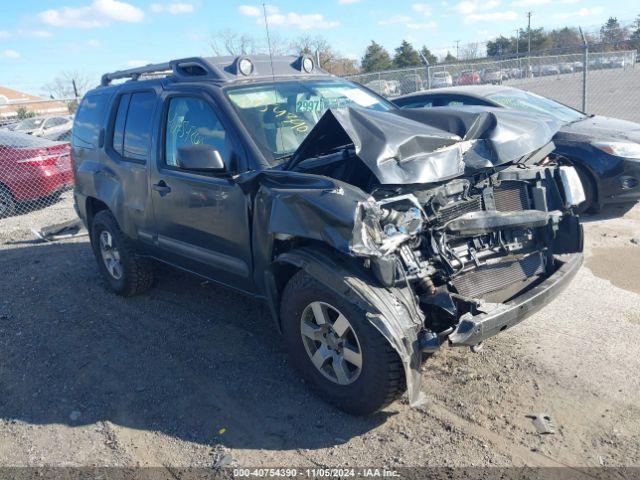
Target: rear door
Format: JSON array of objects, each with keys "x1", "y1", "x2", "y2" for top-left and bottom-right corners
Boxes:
[{"x1": 148, "y1": 91, "x2": 254, "y2": 293}]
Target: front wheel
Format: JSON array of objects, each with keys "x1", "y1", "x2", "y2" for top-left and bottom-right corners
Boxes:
[
  {"x1": 575, "y1": 166, "x2": 597, "y2": 214},
  {"x1": 280, "y1": 270, "x2": 405, "y2": 415}
]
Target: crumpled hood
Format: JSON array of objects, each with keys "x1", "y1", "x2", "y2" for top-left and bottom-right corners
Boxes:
[
  {"x1": 555, "y1": 115, "x2": 640, "y2": 143},
  {"x1": 288, "y1": 105, "x2": 562, "y2": 185}
]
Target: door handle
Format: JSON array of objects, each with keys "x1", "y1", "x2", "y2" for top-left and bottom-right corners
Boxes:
[{"x1": 152, "y1": 180, "x2": 172, "y2": 196}]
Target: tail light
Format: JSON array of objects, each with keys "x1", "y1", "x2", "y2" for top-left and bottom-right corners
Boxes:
[{"x1": 16, "y1": 148, "x2": 65, "y2": 167}]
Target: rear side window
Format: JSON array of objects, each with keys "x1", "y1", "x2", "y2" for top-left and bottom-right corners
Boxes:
[
  {"x1": 110, "y1": 91, "x2": 155, "y2": 162},
  {"x1": 73, "y1": 93, "x2": 109, "y2": 149}
]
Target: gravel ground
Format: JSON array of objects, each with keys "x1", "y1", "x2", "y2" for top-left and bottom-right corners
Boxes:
[{"x1": 0, "y1": 201, "x2": 639, "y2": 470}]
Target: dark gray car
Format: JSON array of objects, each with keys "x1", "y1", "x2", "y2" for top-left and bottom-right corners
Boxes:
[{"x1": 72, "y1": 56, "x2": 584, "y2": 414}]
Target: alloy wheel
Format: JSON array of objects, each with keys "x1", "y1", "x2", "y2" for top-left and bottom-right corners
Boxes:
[
  {"x1": 99, "y1": 230, "x2": 123, "y2": 280},
  {"x1": 300, "y1": 301, "x2": 363, "y2": 385}
]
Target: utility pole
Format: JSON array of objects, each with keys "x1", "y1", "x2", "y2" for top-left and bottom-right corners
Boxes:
[
  {"x1": 455, "y1": 40, "x2": 460, "y2": 61},
  {"x1": 526, "y1": 11, "x2": 532, "y2": 57},
  {"x1": 515, "y1": 29, "x2": 520, "y2": 56},
  {"x1": 526, "y1": 11, "x2": 532, "y2": 77}
]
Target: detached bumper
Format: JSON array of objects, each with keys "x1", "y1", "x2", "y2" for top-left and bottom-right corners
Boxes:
[{"x1": 447, "y1": 252, "x2": 583, "y2": 346}]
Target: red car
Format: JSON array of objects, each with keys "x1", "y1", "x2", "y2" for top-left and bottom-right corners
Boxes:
[
  {"x1": 457, "y1": 70, "x2": 481, "y2": 85},
  {"x1": 0, "y1": 131, "x2": 73, "y2": 218}
]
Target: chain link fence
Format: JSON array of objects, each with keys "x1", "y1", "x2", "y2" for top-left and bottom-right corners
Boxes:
[
  {"x1": 0, "y1": 99, "x2": 77, "y2": 236},
  {"x1": 347, "y1": 49, "x2": 639, "y2": 121}
]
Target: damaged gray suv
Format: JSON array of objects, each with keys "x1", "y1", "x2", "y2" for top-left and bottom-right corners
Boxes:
[{"x1": 72, "y1": 55, "x2": 584, "y2": 414}]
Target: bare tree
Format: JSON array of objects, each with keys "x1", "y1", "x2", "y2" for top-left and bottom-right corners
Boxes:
[
  {"x1": 210, "y1": 29, "x2": 261, "y2": 55},
  {"x1": 459, "y1": 42, "x2": 480, "y2": 60},
  {"x1": 45, "y1": 70, "x2": 93, "y2": 100}
]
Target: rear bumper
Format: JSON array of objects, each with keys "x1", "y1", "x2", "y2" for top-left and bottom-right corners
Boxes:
[{"x1": 447, "y1": 252, "x2": 583, "y2": 346}]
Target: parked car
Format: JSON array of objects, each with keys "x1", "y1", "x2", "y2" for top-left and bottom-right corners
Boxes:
[
  {"x1": 573, "y1": 61, "x2": 584, "y2": 72},
  {"x1": 457, "y1": 70, "x2": 481, "y2": 85},
  {"x1": 430, "y1": 71, "x2": 453, "y2": 88},
  {"x1": 399, "y1": 74, "x2": 424, "y2": 94},
  {"x1": 392, "y1": 85, "x2": 640, "y2": 212},
  {"x1": 559, "y1": 63, "x2": 574, "y2": 74},
  {"x1": 72, "y1": 55, "x2": 584, "y2": 415},
  {"x1": 541, "y1": 64, "x2": 560, "y2": 76},
  {"x1": 364, "y1": 79, "x2": 394, "y2": 96},
  {"x1": 12, "y1": 115, "x2": 73, "y2": 137},
  {"x1": 0, "y1": 130, "x2": 73, "y2": 217},
  {"x1": 610, "y1": 57, "x2": 625, "y2": 69},
  {"x1": 387, "y1": 80, "x2": 401, "y2": 96},
  {"x1": 43, "y1": 126, "x2": 72, "y2": 142},
  {"x1": 482, "y1": 69, "x2": 502, "y2": 85}
]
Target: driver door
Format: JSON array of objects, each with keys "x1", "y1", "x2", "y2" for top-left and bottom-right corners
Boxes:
[{"x1": 149, "y1": 93, "x2": 254, "y2": 293}]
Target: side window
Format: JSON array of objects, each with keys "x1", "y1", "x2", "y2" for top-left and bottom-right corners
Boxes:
[
  {"x1": 164, "y1": 96, "x2": 231, "y2": 169},
  {"x1": 122, "y1": 92, "x2": 156, "y2": 162},
  {"x1": 445, "y1": 96, "x2": 489, "y2": 107},
  {"x1": 73, "y1": 93, "x2": 109, "y2": 149},
  {"x1": 111, "y1": 93, "x2": 130, "y2": 157},
  {"x1": 399, "y1": 100, "x2": 433, "y2": 109}
]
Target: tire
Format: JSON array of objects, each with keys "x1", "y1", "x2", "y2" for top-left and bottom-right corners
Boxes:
[
  {"x1": 0, "y1": 186, "x2": 16, "y2": 219},
  {"x1": 575, "y1": 166, "x2": 597, "y2": 215},
  {"x1": 280, "y1": 270, "x2": 405, "y2": 415},
  {"x1": 90, "y1": 210, "x2": 154, "y2": 296}
]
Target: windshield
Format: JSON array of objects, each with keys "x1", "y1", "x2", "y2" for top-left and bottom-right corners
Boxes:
[
  {"x1": 487, "y1": 89, "x2": 585, "y2": 123},
  {"x1": 15, "y1": 117, "x2": 44, "y2": 130},
  {"x1": 226, "y1": 80, "x2": 393, "y2": 164}
]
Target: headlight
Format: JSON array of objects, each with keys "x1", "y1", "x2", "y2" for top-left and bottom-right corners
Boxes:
[{"x1": 592, "y1": 141, "x2": 640, "y2": 159}]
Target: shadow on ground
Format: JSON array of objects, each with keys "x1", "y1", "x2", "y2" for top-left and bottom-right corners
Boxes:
[
  {"x1": 580, "y1": 202, "x2": 636, "y2": 223},
  {"x1": 0, "y1": 241, "x2": 392, "y2": 451}
]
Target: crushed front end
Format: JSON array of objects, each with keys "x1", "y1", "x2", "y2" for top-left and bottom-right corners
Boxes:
[
  {"x1": 283, "y1": 105, "x2": 584, "y2": 405},
  {"x1": 360, "y1": 163, "x2": 584, "y2": 352}
]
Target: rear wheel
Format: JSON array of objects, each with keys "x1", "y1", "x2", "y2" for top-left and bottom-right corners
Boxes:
[
  {"x1": 281, "y1": 270, "x2": 405, "y2": 415},
  {"x1": 0, "y1": 186, "x2": 16, "y2": 219},
  {"x1": 90, "y1": 210, "x2": 154, "y2": 296}
]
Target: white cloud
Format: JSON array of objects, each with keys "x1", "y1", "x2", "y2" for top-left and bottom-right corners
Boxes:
[
  {"x1": 407, "y1": 21, "x2": 437, "y2": 29},
  {"x1": 238, "y1": 5, "x2": 261, "y2": 16},
  {"x1": 454, "y1": 0, "x2": 500, "y2": 14},
  {"x1": 240, "y1": 6, "x2": 339, "y2": 30},
  {"x1": 338, "y1": 0, "x2": 361, "y2": 3},
  {"x1": 553, "y1": 6, "x2": 603, "y2": 20},
  {"x1": 466, "y1": 10, "x2": 517, "y2": 21},
  {"x1": 127, "y1": 60, "x2": 150, "y2": 67},
  {"x1": 39, "y1": 0, "x2": 144, "y2": 28},
  {"x1": 0, "y1": 31, "x2": 10, "y2": 39},
  {"x1": 17, "y1": 29, "x2": 53, "y2": 38},
  {"x1": 511, "y1": 0, "x2": 578, "y2": 6},
  {"x1": 151, "y1": 2, "x2": 194, "y2": 14},
  {"x1": 1, "y1": 50, "x2": 20, "y2": 59},
  {"x1": 412, "y1": 3, "x2": 433, "y2": 15},
  {"x1": 378, "y1": 15, "x2": 412, "y2": 25},
  {"x1": 87, "y1": 39, "x2": 101, "y2": 47}
]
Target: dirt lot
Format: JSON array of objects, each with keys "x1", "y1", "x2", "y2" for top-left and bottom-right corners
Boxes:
[{"x1": 0, "y1": 200, "x2": 639, "y2": 470}]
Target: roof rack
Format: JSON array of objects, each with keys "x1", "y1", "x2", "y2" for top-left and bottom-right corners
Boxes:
[
  {"x1": 100, "y1": 57, "x2": 223, "y2": 86},
  {"x1": 100, "y1": 55, "x2": 327, "y2": 87}
]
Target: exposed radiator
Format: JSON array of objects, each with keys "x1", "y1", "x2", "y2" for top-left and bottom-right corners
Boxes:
[
  {"x1": 494, "y1": 182, "x2": 530, "y2": 212},
  {"x1": 451, "y1": 251, "x2": 545, "y2": 299},
  {"x1": 437, "y1": 196, "x2": 483, "y2": 224}
]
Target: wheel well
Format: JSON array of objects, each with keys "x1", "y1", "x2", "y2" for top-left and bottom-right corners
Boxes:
[{"x1": 85, "y1": 197, "x2": 109, "y2": 229}]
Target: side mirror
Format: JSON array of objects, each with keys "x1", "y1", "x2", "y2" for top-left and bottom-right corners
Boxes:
[{"x1": 176, "y1": 144, "x2": 226, "y2": 173}]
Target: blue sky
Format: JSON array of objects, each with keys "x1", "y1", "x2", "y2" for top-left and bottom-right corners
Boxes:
[{"x1": 0, "y1": 0, "x2": 638, "y2": 96}]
